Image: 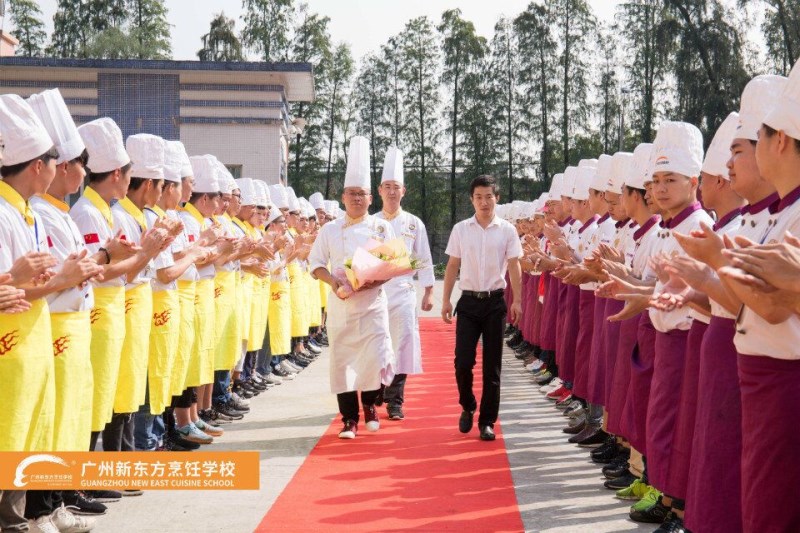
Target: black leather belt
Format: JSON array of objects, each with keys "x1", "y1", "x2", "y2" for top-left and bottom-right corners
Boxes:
[{"x1": 462, "y1": 289, "x2": 504, "y2": 299}]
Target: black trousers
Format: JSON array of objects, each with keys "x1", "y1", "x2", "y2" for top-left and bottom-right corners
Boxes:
[
  {"x1": 337, "y1": 389, "x2": 380, "y2": 423},
  {"x1": 454, "y1": 293, "x2": 506, "y2": 427},
  {"x1": 101, "y1": 412, "x2": 135, "y2": 452},
  {"x1": 24, "y1": 490, "x2": 62, "y2": 519},
  {"x1": 383, "y1": 373, "x2": 407, "y2": 406}
]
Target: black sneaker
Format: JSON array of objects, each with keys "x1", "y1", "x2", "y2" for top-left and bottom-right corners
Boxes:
[
  {"x1": 122, "y1": 489, "x2": 143, "y2": 497},
  {"x1": 629, "y1": 499, "x2": 671, "y2": 524},
  {"x1": 64, "y1": 491, "x2": 107, "y2": 516},
  {"x1": 655, "y1": 514, "x2": 688, "y2": 533},
  {"x1": 86, "y1": 489, "x2": 121, "y2": 502},
  {"x1": 233, "y1": 383, "x2": 254, "y2": 399},
  {"x1": 272, "y1": 366, "x2": 293, "y2": 378},
  {"x1": 603, "y1": 470, "x2": 637, "y2": 490},
  {"x1": 200, "y1": 408, "x2": 231, "y2": 425},
  {"x1": 459, "y1": 409, "x2": 474, "y2": 433},
  {"x1": 166, "y1": 429, "x2": 202, "y2": 450},
  {"x1": 288, "y1": 355, "x2": 309, "y2": 368},
  {"x1": 387, "y1": 404, "x2": 404, "y2": 420},
  {"x1": 210, "y1": 404, "x2": 244, "y2": 421},
  {"x1": 374, "y1": 385, "x2": 385, "y2": 407}
]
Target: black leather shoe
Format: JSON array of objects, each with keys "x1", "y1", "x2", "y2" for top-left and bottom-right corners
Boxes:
[
  {"x1": 576, "y1": 428, "x2": 609, "y2": 447},
  {"x1": 655, "y1": 514, "x2": 689, "y2": 533},
  {"x1": 603, "y1": 470, "x2": 637, "y2": 490},
  {"x1": 629, "y1": 498, "x2": 670, "y2": 523},
  {"x1": 459, "y1": 410, "x2": 474, "y2": 433},
  {"x1": 590, "y1": 438, "x2": 617, "y2": 462},
  {"x1": 602, "y1": 460, "x2": 630, "y2": 480},
  {"x1": 568, "y1": 424, "x2": 598, "y2": 443},
  {"x1": 479, "y1": 425, "x2": 495, "y2": 441}
]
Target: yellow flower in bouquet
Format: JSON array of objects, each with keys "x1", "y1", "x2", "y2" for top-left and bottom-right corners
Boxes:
[{"x1": 342, "y1": 238, "x2": 421, "y2": 290}]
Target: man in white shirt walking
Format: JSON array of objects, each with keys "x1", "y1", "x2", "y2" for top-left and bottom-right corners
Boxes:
[{"x1": 442, "y1": 175, "x2": 523, "y2": 441}]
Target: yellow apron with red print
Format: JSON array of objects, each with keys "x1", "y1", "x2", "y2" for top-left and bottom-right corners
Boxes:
[
  {"x1": 114, "y1": 282, "x2": 153, "y2": 414},
  {"x1": 149, "y1": 289, "x2": 179, "y2": 415},
  {"x1": 214, "y1": 270, "x2": 240, "y2": 371},
  {"x1": 51, "y1": 311, "x2": 93, "y2": 451},
  {"x1": 307, "y1": 270, "x2": 322, "y2": 328},
  {"x1": 172, "y1": 281, "x2": 196, "y2": 395},
  {"x1": 319, "y1": 278, "x2": 328, "y2": 311},
  {"x1": 186, "y1": 278, "x2": 215, "y2": 387},
  {"x1": 269, "y1": 280, "x2": 292, "y2": 356},
  {"x1": 288, "y1": 262, "x2": 307, "y2": 338},
  {"x1": 0, "y1": 299, "x2": 55, "y2": 451},
  {"x1": 239, "y1": 272, "x2": 254, "y2": 347},
  {"x1": 89, "y1": 286, "x2": 126, "y2": 431}
]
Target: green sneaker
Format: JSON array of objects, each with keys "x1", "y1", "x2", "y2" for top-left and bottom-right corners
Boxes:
[
  {"x1": 615, "y1": 478, "x2": 648, "y2": 500},
  {"x1": 630, "y1": 486, "x2": 662, "y2": 512}
]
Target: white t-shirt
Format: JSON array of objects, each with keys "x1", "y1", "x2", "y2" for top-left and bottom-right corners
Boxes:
[
  {"x1": 144, "y1": 207, "x2": 177, "y2": 292},
  {"x1": 69, "y1": 190, "x2": 123, "y2": 288},
  {"x1": 0, "y1": 186, "x2": 49, "y2": 273},
  {"x1": 444, "y1": 214, "x2": 523, "y2": 292}
]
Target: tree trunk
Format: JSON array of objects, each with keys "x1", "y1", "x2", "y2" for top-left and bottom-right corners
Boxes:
[
  {"x1": 450, "y1": 51, "x2": 459, "y2": 229},
  {"x1": 507, "y1": 32, "x2": 514, "y2": 202},
  {"x1": 325, "y1": 81, "x2": 339, "y2": 198},
  {"x1": 293, "y1": 102, "x2": 305, "y2": 185},
  {"x1": 562, "y1": 6, "x2": 571, "y2": 167}
]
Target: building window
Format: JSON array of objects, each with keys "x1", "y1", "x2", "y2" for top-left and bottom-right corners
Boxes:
[{"x1": 226, "y1": 165, "x2": 242, "y2": 179}]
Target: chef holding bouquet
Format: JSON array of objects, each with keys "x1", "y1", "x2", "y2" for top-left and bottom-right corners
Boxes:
[{"x1": 309, "y1": 135, "x2": 397, "y2": 440}]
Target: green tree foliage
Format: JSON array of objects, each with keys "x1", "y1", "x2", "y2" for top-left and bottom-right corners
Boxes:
[
  {"x1": 127, "y1": 0, "x2": 172, "y2": 59},
  {"x1": 8, "y1": 0, "x2": 47, "y2": 57},
  {"x1": 241, "y1": 0, "x2": 294, "y2": 62},
  {"x1": 745, "y1": 0, "x2": 800, "y2": 74},
  {"x1": 321, "y1": 43, "x2": 355, "y2": 197},
  {"x1": 48, "y1": 0, "x2": 91, "y2": 58},
  {"x1": 197, "y1": 12, "x2": 245, "y2": 61}
]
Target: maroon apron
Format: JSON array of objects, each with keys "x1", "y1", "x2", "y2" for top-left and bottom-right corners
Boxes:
[
  {"x1": 665, "y1": 319, "x2": 708, "y2": 499},
  {"x1": 585, "y1": 294, "x2": 609, "y2": 405},
  {"x1": 520, "y1": 273, "x2": 531, "y2": 341},
  {"x1": 646, "y1": 327, "x2": 689, "y2": 492},
  {"x1": 554, "y1": 280, "x2": 570, "y2": 369},
  {"x1": 503, "y1": 272, "x2": 513, "y2": 324},
  {"x1": 738, "y1": 354, "x2": 800, "y2": 532},
  {"x1": 605, "y1": 303, "x2": 632, "y2": 436},
  {"x1": 530, "y1": 274, "x2": 542, "y2": 347},
  {"x1": 603, "y1": 299, "x2": 625, "y2": 409},
  {"x1": 685, "y1": 317, "x2": 742, "y2": 533},
  {"x1": 557, "y1": 285, "x2": 581, "y2": 384},
  {"x1": 571, "y1": 290, "x2": 595, "y2": 398},
  {"x1": 538, "y1": 272, "x2": 557, "y2": 352},
  {"x1": 620, "y1": 312, "x2": 657, "y2": 453}
]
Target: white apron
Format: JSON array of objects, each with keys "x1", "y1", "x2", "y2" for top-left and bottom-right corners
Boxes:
[
  {"x1": 384, "y1": 279, "x2": 422, "y2": 375},
  {"x1": 308, "y1": 215, "x2": 397, "y2": 394}
]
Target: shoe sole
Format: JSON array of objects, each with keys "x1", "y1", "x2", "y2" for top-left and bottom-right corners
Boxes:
[
  {"x1": 65, "y1": 507, "x2": 106, "y2": 516},
  {"x1": 388, "y1": 415, "x2": 404, "y2": 420},
  {"x1": 338, "y1": 432, "x2": 356, "y2": 439}
]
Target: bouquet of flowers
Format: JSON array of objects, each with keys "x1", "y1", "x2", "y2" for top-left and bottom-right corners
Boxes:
[{"x1": 333, "y1": 238, "x2": 423, "y2": 298}]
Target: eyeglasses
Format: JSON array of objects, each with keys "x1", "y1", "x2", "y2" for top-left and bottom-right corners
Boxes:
[
  {"x1": 345, "y1": 191, "x2": 369, "y2": 198},
  {"x1": 231, "y1": 193, "x2": 242, "y2": 199}
]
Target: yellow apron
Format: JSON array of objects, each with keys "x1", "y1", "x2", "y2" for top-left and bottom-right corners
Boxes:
[
  {"x1": 148, "y1": 289, "x2": 179, "y2": 415},
  {"x1": 239, "y1": 272, "x2": 253, "y2": 346},
  {"x1": 51, "y1": 311, "x2": 92, "y2": 451},
  {"x1": 186, "y1": 278, "x2": 215, "y2": 387},
  {"x1": 269, "y1": 280, "x2": 292, "y2": 356},
  {"x1": 114, "y1": 283, "x2": 153, "y2": 414},
  {"x1": 246, "y1": 273, "x2": 264, "y2": 352},
  {"x1": 0, "y1": 299, "x2": 55, "y2": 451},
  {"x1": 172, "y1": 281, "x2": 196, "y2": 396},
  {"x1": 214, "y1": 270, "x2": 240, "y2": 371},
  {"x1": 319, "y1": 278, "x2": 328, "y2": 311},
  {"x1": 307, "y1": 270, "x2": 322, "y2": 328},
  {"x1": 288, "y1": 262, "x2": 307, "y2": 338},
  {"x1": 89, "y1": 286, "x2": 126, "y2": 432}
]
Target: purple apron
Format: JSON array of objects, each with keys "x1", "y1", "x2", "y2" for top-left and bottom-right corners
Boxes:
[
  {"x1": 585, "y1": 295, "x2": 609, "y2": 405},
  {"x1": 504, "y1": 272, "x2": 513, "y2": 324},
  {"x1": 685, "y1": 317, "x2": 742, "y2": 533},
  {"x1": 571, "y1": 290, "x2": 595, "y2": 398},
  {"x1": 620, "y1": 312, "x2": 657, "y2": 453},
  {"x1": 539, "y1": 273, "x2": 558, "y2": 352},
  {"x1": 603, "y1": 299, "x2": 625, "y2": 409},
  {"x1": 520, "y1": 273, "x2": 531, "y2": 341},
  {"x1": 530, "y1": 274, "x2": 542, "y2": 347},
  {"x1": 665, "y1": 319, "x2": 708, "y2": 498},
  {"x1": 737, "y1": 354, "x2": 800, "y2": 532},
  {"x1": 557, "y1": 285, "x2": 581, "y2": 384},
  {"x1": 646, "y1": 327, "x2": 689, "y2": 492},
  {"x1": 554, "y1": 280, "x2": 570, "y2": 369}
]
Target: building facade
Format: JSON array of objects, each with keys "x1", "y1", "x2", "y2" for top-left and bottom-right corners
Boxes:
[{"x1": 0, "y1": 57, "x2": 314, "y2": 185}]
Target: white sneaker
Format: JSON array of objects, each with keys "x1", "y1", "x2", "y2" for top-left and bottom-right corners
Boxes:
[
  {"x1": 264, "y1": 374, "x2": 282, "y2": 385},
  {"x1": 51, "y1": 506, "x2": 95, "y2": 533},
  {"x1": 231, "y1": 391, "x2": 250, "y2": 407},
  {"x1": 29, "y1": 515, "x2": 60, "y2": 533},
  {"x1": 283, "y1": 359, "x2": 303, "y2": 372},
  {"x1": 279, "y1": 361, "x2": 299, "y2": 374},
  {"x1": 540, "y1": 378, "x2": 562, "y2": 393},
  {"x1": 526, "y1": 360, "x2": 545, "y2": 372}
]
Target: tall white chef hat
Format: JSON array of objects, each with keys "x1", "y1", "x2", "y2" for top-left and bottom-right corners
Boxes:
[
  {"x1": 624, "y1": 143, "x2": 654, "y2": 190},
  {"x1": 548, "y1": 174, "x2": 564, "y2": 199},
  {"x1": 607, "y1": 152, "x2": 633, "y2": 194},
  {"x1": 702, "y1": 112, "x2": 740, "y2": 179},
  {"x1": 78, "y1": 118, "x2": 130, "y2": 173},
  {"x1": 0, "y1": 94, "x2": 54, "y2": 167},
  {"x1": 309, "y1": 191, "x2": 325, "y2": 210},
  {"x1": 344, "y1": 135, "x2": 371, "y2": 189},
  {"x1": 236, "y1": 178, "x2": 255, "y2": 205},
  {"x1": 26, "y1": 89, "x2": 84, "y2": 165},
  {"x1": 650, "y1": 121, "x2": 704, "y2": 178},
  {"x1": 163, "y1": 140, "x2": 189, "y2": 183},
  {"x1": 253, "y1": 180, "x2": 270, "y2": 208},
  {"x1": 762, "y1": 61, "x2": 800, "y2": 140},
  {"x1": 285, "y1": 186, "x2": 301, "y2": 212},
  {"x1": 126, "y1": 134, "x2": 165, "y2": 180},
  {"x1": 562, "y1": 167, "x2": 580, "y2": 199},
  {"x1": 591, "y1": 154, "x2": 613, "y2": 192},
  {"x1": 572, "y1": 166, "x2": 594, "y2": 201},
  {"x1": 324, "y1": 200, "x2": 337, "y2": 215},
  {"x1": 578, "y1": 158, "x2": 598, "y2": 169},
  {"x1": 737, "y1": 75, "x2": 787, "y2": 142},
  {"x1": 189, "y1": 155, "x2": 220, "y2": 194},
  {"x1": 381, "y1": 146, "x2": 403, "y2": 185},
  {"x1": 270, "y1": 184, "x2": 288, "y2": 210}
]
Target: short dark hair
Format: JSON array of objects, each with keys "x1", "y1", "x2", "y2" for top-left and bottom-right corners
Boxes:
[
  {"x1": 87, "y1": 161, "x2": 132, "y2": 184},
  {"x1": 624, "y1": 185, "x2": 647, "y2": 200},
  {"x1": 0, "y1": 146, "x2": 59, "y2": 178},
  {"x1": 189, "y1": 191, "x2": 219, "y2": 204},
  {"x1": 762, "y1": 124, "x2": 800, "y2": 154},
  {"x1": 470, "y1": 175, "x2": 499, "y2": 196},
  {"x1": 70, "y1": 149, "x2": 89, "y2": 166}
]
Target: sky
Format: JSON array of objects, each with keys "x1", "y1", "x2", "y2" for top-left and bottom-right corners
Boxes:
[{"x1": 3, "y1": 0, "x2": 623, "y2": 61}]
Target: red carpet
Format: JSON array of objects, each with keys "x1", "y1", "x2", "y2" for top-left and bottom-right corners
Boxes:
[{"x1": 256, "y1": 318, "x2": 524, "y2": 532}]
